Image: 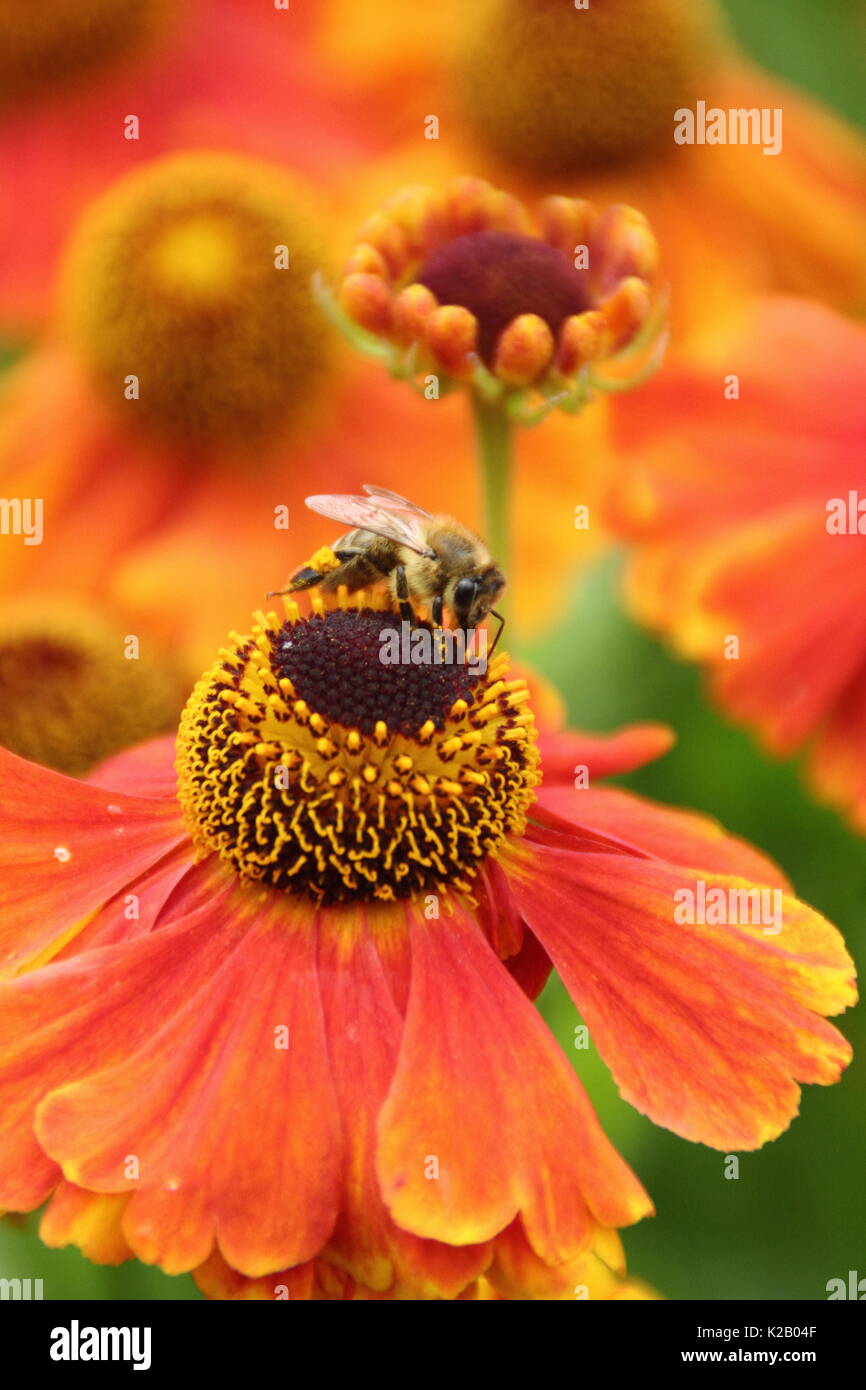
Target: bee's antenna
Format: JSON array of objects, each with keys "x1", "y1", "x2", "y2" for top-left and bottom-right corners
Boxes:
[{"x1": 488, "y1": 609, "x2": 505, "y2": 657}]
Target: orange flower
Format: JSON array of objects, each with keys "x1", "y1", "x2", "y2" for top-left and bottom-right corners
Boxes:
[
  {"x1": 0, "y1": 591, "x2": 854, "y2": 1299},
  {"x1": 0, "y1": 0, "x2": 375, "y2": 333},
  {"x1": 309, "y1": 0, "x2": 866, "y2": 329},
  {"x1": 604, "y1": 296, "x2": 866, "y2": 831},
  {"x1": 326, "y1": 175, "x2": 666, "y2": 420}
]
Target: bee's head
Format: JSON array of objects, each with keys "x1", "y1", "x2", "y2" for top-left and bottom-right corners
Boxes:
[{"x1": 450, "y1": 567, "x2": 506, "y2": 629}]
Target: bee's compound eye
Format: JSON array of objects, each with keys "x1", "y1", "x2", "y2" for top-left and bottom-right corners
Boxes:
[{"x1": 454, "y1": 578, "x2": 477, "y2": 610}]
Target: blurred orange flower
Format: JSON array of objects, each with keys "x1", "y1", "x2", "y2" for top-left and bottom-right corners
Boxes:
[{"x1": 605, "y1": 297, "x2": 866, "y2": 830}]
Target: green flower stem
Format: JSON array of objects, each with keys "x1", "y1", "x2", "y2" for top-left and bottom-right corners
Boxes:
[{"x1": 470, "y1": 392, "x2": 514, "y2": 594}]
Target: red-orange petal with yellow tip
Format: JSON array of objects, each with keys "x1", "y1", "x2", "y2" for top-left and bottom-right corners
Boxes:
[
  {"x1": 196, "y1": 1217, "x2": 652, "y2": 1301},
  {"x1": 506, "y1": 838, "x2": 856, "y2": 1150},
  {"x1": 36, "y1": 890, "x2": 343, "y2": 1277},
  {"x1": 40, "y1": 1182, "x2": 133, "y2": 1266},
  {"x1": 0, "y1": 747, "x2": 187, "y2": 978},
  {"x1": 487, "y1": 1217, "x2": 653, "y2": 1301},
  {"x1": 0, "y1": 882, "x2": 240, "y2": 1210},
  {"x1": 317, "y1": 909, "x2": 492, "y2": 1298},
  {"x1": 611, "y1": 301, "x2": 866, "y2": 536},
  {"x1": 193, "y1": 1249, "x2": 317, "y2": 1301},
  {"x1": 376, "y1": 903, "x2": 653, "y2": 1261}
]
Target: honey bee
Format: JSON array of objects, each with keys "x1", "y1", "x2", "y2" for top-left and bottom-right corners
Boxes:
[{"x1": 277, "y1": 485, "x2": 506, "y2": 650}]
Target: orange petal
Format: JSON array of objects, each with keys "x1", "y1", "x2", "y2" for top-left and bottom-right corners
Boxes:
[
  {"x1": 193, "y1": 1248, "x2": 316, "y2": 1301},
  {"x1": 507, "y1": 841, "x2": 856, "y2": 1150},
  {"x1": 538, "y1": 723, "x2": 675, "y2": 783},
  {"x1": 699, "y1": 510, "x2": 866, "y2": 754},
  {"x1": 50, "y1": 843, "x2": 198, "y2": 961},
  {"x1": 318, "y1": 910, "x2": 492, "y2": 1298},
  {"x1": 37, "y1": 892, "x2": 342, "y2": 1276},
  {"x1": 87, "y1": 734, "x2": 178, "y2": 797},
  {"x1": 488, "y1": 1217, "x2": 654, "y2": 1301},
  {"x1": 0, "y1": 748, "x2": 187, "y2": 978},
  {"x1": 0, "y1": 882, "x2": 240, "y2": 1210},
  {"x1": 376, "y1": 904, "x2": 652, "y2": 1261},
  {"x1": 534, "y1": 787, "x2": 787, "y2": 887},
  {"x1": 607, "y1": 298, "x2": 866, "y2": 819},
  {"x1": 40, "y1": 1182, "x2": 133, "y2": 1265}
]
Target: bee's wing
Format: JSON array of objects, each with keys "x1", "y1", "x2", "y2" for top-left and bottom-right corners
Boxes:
[
  {"x1": 305, "y1": 493, "x2": 436, "y2": 557},
  {"x1": 362, "y1": 483, "x2": 433, "y2": 518}
]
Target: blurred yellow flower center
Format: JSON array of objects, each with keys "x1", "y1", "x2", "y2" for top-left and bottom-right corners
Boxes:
[
  {"x1": 149, "y1": 216, "x2": 242, "y2": 298},
  {"x1": 0, "y1": 0, "x2": 175, "y2": 109},
  {"x1": 453, "y1": 0, "x2": 720, "y2": 177},
  {"x1": 176, "y1": 597, "x2": 540, "y2": 903},
  {"x1": 0, "y1": 604, "x2": 183, "y2": 776},
  {"x1": 61, "y1": 153, "x2": 333, "y2": 453}
]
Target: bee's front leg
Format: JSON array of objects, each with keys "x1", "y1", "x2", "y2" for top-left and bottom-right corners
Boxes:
[{"x1": 394, "y1": 565, "x2": 414, "y2": 625}]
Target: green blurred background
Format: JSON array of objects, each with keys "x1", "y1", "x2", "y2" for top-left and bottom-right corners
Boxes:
[{"x1": 1, "y1": 0, "x2": 864, "y2": 1300}]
